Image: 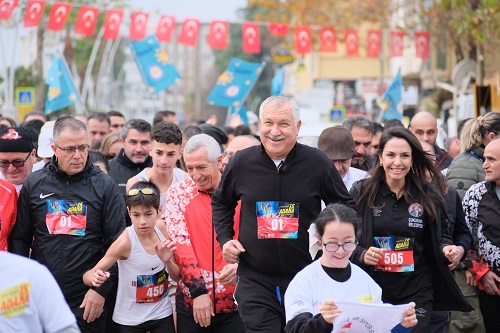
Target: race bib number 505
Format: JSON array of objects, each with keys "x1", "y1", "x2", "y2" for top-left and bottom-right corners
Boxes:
[
  {"x1": 256, "y1": 201, "x2": 299, "y2": 239},
  {"x1": 373, "y1": 236, "x2": 414, "y2": 272},
  {"x1": 46, "y1": 200, "x2": 87, "y2": 236}
]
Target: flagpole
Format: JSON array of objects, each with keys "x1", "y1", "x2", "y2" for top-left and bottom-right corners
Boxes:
[
  {"x1": 94, "y1": 39, "x2": 113, "y2": 110},
  {"x1": 80, "y1": 26, "x2": 104, "y2": 114}
]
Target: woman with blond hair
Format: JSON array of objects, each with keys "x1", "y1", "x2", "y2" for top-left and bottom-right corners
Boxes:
[{"x1": 100, "y1": 131, "x2": 123, "y2": 160}]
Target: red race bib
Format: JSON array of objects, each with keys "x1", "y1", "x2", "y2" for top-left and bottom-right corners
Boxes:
[
  {"x1": 45, "y1": 200, "x2": 87, "y2": 236},
  {"x1": 256, "y1": 201, "x2": 299, "y2": 239},
  {"x1": 373, "y1": 237, "x2": 414, "y2": 272},
  {"x1": 136, "y1": 269, "x2": 168, "y2": 303}
]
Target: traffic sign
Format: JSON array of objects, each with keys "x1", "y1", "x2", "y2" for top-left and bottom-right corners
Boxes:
[{"x1": 15, "y1": 87, "x2": 36, "y2": 107}]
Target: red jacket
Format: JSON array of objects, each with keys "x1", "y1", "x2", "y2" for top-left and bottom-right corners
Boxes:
[
  {"x1": 0, "y1": 180, "x2": 17, "y2": 251},
  {"x1": 165, "y1": 178, "x2": 240, "y2": 315}
]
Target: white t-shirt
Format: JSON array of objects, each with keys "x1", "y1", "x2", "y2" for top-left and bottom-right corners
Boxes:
[
  {"x1": 0, "y1": 252, "x2": 77, "y2": 333},
  {"x1": 343, "y1": 167, "x2": 368, "y2": 191}
]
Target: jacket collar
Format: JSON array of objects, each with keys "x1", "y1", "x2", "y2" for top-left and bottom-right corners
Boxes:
[{"x1": 116, "y1": 149, "x2": 152, "y2": 169}]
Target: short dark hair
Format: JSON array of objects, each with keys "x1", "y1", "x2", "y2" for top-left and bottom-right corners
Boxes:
[
  {"x1": 314, "y1": 204, "x2": 360, "y2": 239},
  {"x1": 153, "y1": 110, "x2": 176, "y2": 125},
  {"x1": 373, "y1": 122, "x2": 384, "y2": 134},
  {"x1": 152, "y1": 122, "x2": 182, "y2": 145},
  {"x1": 107, "y1": 110, "x2": 125, "y2": 119},
  {"x1": 384, "y1": 119, "x2": 405, "y2": 129},
  {"x1": 88, "y1": 112, "x2": 110, "y2": 125},
  {"x1": 234, "y1": 125, "x2": 252, "y2": 136},
  {"x1": 182, "y1": 125, "x2": 202, "y2": 142},
  {"x1": 23, "y1": 110, "x2": 47, "y2": 123},
  {"x1": 126, "y1": 181, "x2": 161, "y2": 211},
  {"x1": 88, "y1": 149, "x2": 109, "y2": 172},
  {"x1": 121, "y1": 119, "x2": 151, "y2": 139}
]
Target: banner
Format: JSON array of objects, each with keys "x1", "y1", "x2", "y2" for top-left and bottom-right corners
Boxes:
[
  {"x1": 47, "y1": 3, "x2": 72, "y2": 31},
  {"x1": 366, "y1": 30, "x2": 381, "y2": 58},
  {"x1": 206, "y1": 58, "x2": 265, "y2": 108},
  {"x1": 23, "y1": 0, "x2": 45, "y2": 28},
  {"x1": 207, "y1": 20, "x2": 229, "y2": 50},
  {"x1": 272, "y1": 67, "x2": 285, "y2": 96},
  {"x1": 131, "y1": 35, "x2": 182, "y2": 94},
  {"x1": 320, "y1": 27, "x2": 337, "y2": 53},
  {"x1": 242, "y1": 22, "x2": 260, "y2": 54},
  {"x1": 344, "y1": 29, "x2": 359, "y2": 57},
  {"x1": 129, "y1": 12, "x2": 149, "y2": 41},
  {"x1": 415, "y1": 31, "x2": 430, "y2": 59},
  {"x1": 155, "y1": 15, "x2": 176, "y2": 43},
  {"x1": 74, "y1": 6, "x2": 99, "y2": 37},
  {"x1": 0, "y1": 0, "x2": 19, "y2": 20},
  {"x1": 178, "y1": 18, "x2": 200, "y2": 47},
  {"x1": 45, "y1": 52, "x2": 80, "y2": 114},
  {"x1": 103, "y1": 9, "x2": 123, "y2": 40},
  {"x1": 379, "y1": 68, "x2": 402, "y2": 121},
  {"x1": 390, "y1": 31, "x2": 405, "y2": 57},
  {"x1": 295, "y1": 26, "x2": 312, "y2": 55},
  {"x1": 268, "y1": 23, "x2": 288, "y2": 37}
]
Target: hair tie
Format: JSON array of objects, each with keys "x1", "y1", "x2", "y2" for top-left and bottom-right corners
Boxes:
[{"x1": 477, "y1": 116, "x2": 484, "y2": 127}]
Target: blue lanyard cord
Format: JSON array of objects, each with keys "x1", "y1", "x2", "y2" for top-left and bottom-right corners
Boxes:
[{"x1": 276, "y1": 286, "x2": 282, "y2": 305}]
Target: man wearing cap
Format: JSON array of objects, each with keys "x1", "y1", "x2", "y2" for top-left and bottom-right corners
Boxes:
[
  {"x1": 318, "y1": 126, "x2": 368, "y2": 191},
  {"x1": 0, "y1": 127, "x2": 36, "y2": 193}
]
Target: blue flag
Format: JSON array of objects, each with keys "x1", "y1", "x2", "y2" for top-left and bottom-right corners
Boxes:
[
  {"x1": 45, "y1": 52, "x2": 80, "y2": 114},
  {"x1": 206, "y1": 58, "x2": 265, "y2": 108},
  {"x1": 271, "y1": 66, "x2": 285, "y2": 95},
  {"x1": 131, "y1": 35, "x2": 182, "y2": 95},
  {"x1": 380, "y1": 68, "x2": 402, "y2": 121}
]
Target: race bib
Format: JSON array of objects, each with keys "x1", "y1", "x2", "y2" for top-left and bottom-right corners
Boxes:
[
  {"x1": 373, "y1": 236, "x2": 414, "y2": 272},
  {"x1": 0, "y1": 282, "x2": 30, "y2": 318},
  {"x1": 256, "y1": 201, "x2": 299, "y2": 239},
  {"x1": 136, "y1": 269, "x2": 168, "y2": 303},
  {"x1": 46, "y1": 200, "x2": 87, "y2": 236}
]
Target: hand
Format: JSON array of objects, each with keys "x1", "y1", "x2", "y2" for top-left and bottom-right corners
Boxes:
[
  {"x1": 319, "y1": 300, "x2": 342, "y2": 324},
  {"x1": 79, "y1": 288, "x2": 105, "y2": 323},
  {"x1": 443, "y1": 245, "x2": 463, "y2": 269},
  {"x1": 155, "y1": 238, "x2": 177, "y2": 264},
  {"x1": 363, "y1": 247, "x2": 385, "y2": 266},
  {"x1": 218, "y1": 263, "x2": 238, "y2": 286},
  {"x1": 480, "y1": 271, "x2": 500, "y2": 296},
  {"x1": 91, "y1": 269, "x2": 110, "y2": 287},
  {"x1": 400, "y1": 302, "x2": 418, "y2": 328},
  {"x1": 465, "y1": 270, "x2": 477, "y2": 287},
  {"x1": 193, "y1": 294, "x2": 214, "y2": 328},
  {"x1": 222, "y1": 240, "x2": 246, "y2": 264}
]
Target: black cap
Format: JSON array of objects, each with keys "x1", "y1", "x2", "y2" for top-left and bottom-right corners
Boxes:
[{"x1": 0, "y1": 127, "x2": 34, "y2": 153}]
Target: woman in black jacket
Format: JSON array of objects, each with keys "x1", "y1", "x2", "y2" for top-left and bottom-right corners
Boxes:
[{"x1": 350, "y1": 128, "x2": 471, "y2": 333}]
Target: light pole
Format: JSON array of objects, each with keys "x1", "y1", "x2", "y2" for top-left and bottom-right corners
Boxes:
[{"x1": 0, "y1": 8, "x2": 20, "y2": 121}]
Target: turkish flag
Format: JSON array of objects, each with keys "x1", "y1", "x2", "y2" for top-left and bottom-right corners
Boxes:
[
  {"x1": 366, "y1": 30, "x2": 381, "y2": 57},
  {"x1": 129, "y1": 12, "x2": 149, "y2": 41},
  {"x1": 47, "y1": 3, "x2": 72, "y2": 31},
  {"x1": 268, "y1": 23, "x2": 288, "y2": 37},
  {"x1": 320, "y1": 27, "x2": 337, "y2": 53},
  {"x1": 0, "y1": 0, "x2": 19, "y2": 20},
  {"x1": 295, "y1": 26, "x2": 311, "y2": 55},
  {"x1": 23, "y1": 0, "x2": 45, "y2": 27},
  {"x1": 207, "y1": 20, "x2": 229, "y2": 50},
  {"x1": 390, "y1": 31, "x2": 404, "y2": 57},
  {"x1": 103, "y1": 9, "x2": 123, "y2": 40},
  {"x1": 178, "y1": 18, "x2": 200, "y2": 47},
  {"x1": 155, "y1": 15, "x2": 176, "y2": 43},
  {"x1": 74, "y1": 6, "x2": 99, "y2": 37},
  {"x1": 344, "y1": 29, "x2": 359, "y2": 56},
  {"x1": 415, "y1": 31, "x2": 430, "y2": 59},
  {"x1": 242, "y1": 22, "x2": 260, "y2": 54}
]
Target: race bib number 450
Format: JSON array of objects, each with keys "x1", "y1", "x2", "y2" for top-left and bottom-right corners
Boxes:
[
  {"x1": 46, "y1": 200, "x2": 87, "y2": 236},
  {"x1": 256, "y1": 201, "x2": 299, "y2": 239},
  {"x1": 136, "y1": 269, "x2": 168, "y2": 303},
  {"x1": 373, "y1": 236, "x2": 414, "y2": 272}
]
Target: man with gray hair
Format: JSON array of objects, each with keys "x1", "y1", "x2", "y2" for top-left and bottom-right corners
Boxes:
[
  {"x1": 163, "y1": 134, "x2": 244, "y2": 332},
  {"x1": 212, "y1": 95, "x2": 355, "y2": 332},
  {"x1": 9, "y1": 116, "x2": 126, "y2": 332},
  {"x1": 342, "y1": 115, "x2": 374, "y2": 171}
]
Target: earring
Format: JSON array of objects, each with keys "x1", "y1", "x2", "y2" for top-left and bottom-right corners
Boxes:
[{"x1": 380, "y1": 161, "x2": 383, "y2": 166}]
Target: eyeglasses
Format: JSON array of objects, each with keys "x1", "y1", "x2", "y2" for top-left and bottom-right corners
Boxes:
[
  {"x1": 0, "y1": 152, "x2": 32, "y2": 169},
  {"x1": 55, "y1": 144, "x2": 90, "y2": 155},
  {"x1": 323, "y1": 241, "x2": 358, "y2": 253},
  {"x1": 128, "y1": 188, "x2": 155, "y2": 197}
]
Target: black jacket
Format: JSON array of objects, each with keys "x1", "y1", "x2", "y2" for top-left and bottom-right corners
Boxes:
[
  {"x1": 108, "y1": 149, "x2": 152, "y2": 196},
  {"x1": 9, "y1": 158, "x2": 126, "y2": 307},
  {"x1": 213, "y1": 143, "x2": 356, "y2": 287},
  {"x1": 349, "y1": 180, "x2": 472, "y2": 312}
]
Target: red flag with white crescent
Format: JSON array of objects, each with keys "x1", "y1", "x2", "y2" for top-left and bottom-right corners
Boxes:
[
  {"x1": 178, "y1": 18, "x2": 200, "y2": 47},
  {"x1": 415, "y1": 31, "x2": 430, "y2": 59},
  {"x1": 155, "y1": 15, "x2": 176, "y2": 43},
  {"x1": 129, "y1": 12, "x2": 149, "y2": 41},
  {"x1": 0, "y1": 0, "x2": 19, "y2": 20},
  {"x1": 390, "y1": 31, "x2": 404, "y2": 57},
  {"x1": 268, "y1": 23, "x2": 288, "y2": 37},
  {"x1": 367, "y1": 30, "x2": 381, "y2": 57},
  {"x1": 320, "y1": 27, "x2": 337, "y2": 53},
  {"x1": 74, "y1": 6, "x2": 99, "y2": 37},
  {"x1": 23, "y1": 0, "x2": 45, "y2": 27},
  {"x1": 207, "y1": 20, "x2": 229, "y2": 50},
  {"x1": 242, "y1": 22, "x2": 260, "y2": 54},
  {"x1": 295, "y1": 26, "x2": 311, "y2": 55},
  {"x1": 103, "y1": 9, "x2": 123, "y2": 40},
  {"x1": 47, "y1": 2, "x2": 72, "y2": 31},
  {"x1": 344, "y1": 29, "x2": 359, "y2": 57}
]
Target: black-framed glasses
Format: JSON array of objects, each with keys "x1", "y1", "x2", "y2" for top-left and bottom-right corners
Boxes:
[
  {"x1": 55, "y1": 144, "x2": 90, "y2": 154},
  {"x1": 323, "y1": 241, "x2": 358, "y2": 253},
  {"x1": 0, "y1": 152, "x2": 31, "y2": 169},
  {"x1": 128, "y1": 188, "x2": 155, "y2": 197}
]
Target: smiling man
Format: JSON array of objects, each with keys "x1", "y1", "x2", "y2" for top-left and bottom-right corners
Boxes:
[
  {"x1": 9, "y1": 116, "x2": 126, "y2": 332},
  {"x1": 212, "y1": 95, "x2": 356, "y2": 333}
]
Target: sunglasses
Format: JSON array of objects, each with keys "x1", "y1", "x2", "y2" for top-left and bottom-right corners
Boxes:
[
  {"x1": 128, "y1": 188, "x2": 155, "y2": 197},
  {"x1": 0, "y1": 152, "x2": 31, "y2": 169}
]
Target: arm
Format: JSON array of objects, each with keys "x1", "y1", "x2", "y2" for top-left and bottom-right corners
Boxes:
[
  {"x1": 451, "y1": 191, "x2": 472, "y2": 263},
  {"x1": 156, "y1": 221, "x2": 180, "y2": 282},
  {"x1": 8, "y1": 184, "x2": 33, "y2": 256},
  {"x1": 285, "y1": 312, "x2": 334, "y2": 333},
  {"x1": 323, "y1": 163, "x2": 356, "y2": 211},
  {"x1": 212, "y1": 167, "x2": 239, "y2": 248}
]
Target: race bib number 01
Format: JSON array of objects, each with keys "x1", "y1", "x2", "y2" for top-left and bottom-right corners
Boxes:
[
  {"x1": 373, "y1": 236, "x2": 414, "y2": 272},
  {"x1": 46, "y1": 200, "x2": 87, "y2": 236},
  {"x1": 256, "y1": 201, "x2": 299, "y2": 239},
  {"x1": 136, "y1": 269, "x2": 168, "y2": 303}
]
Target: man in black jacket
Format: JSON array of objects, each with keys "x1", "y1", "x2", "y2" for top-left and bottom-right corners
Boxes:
[
  {"x1": 9, "y1": 116, "x2": 126, "y2": 333},
  {"x1": 212, "y1": 95, "x2": 356, "y2": 333}
]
